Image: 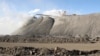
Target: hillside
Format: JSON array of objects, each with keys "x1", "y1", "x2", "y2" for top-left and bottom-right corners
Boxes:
[{"x1": 13, "y1": 13, "x2": 100, "y2": 38}]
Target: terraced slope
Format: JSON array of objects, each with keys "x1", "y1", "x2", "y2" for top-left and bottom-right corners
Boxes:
[
  {"x1": 13, "y1": 16, "x2": 54, "y2": 36},
  {"x1": 13, "y1": 13, "x2": 100, "y2": 38}
]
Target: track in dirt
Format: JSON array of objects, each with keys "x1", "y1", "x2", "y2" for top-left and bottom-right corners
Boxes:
[{"x1": 0, "y1": 42, "x2": 100, "y2": 51}]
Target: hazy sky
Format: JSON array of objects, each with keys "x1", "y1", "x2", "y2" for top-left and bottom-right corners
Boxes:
[{"x1": 0, "y1": 0, "x2": 100, "y2": 34}]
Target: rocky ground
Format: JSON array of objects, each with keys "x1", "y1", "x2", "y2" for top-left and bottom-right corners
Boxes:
[
  {"x1": 0, "y1": 47, "x2": 100, "y2": 56},
  {"x1": 0, "y1": 35, "x2": 100, "y2": 56},
  {"x1": 0, "y1": 35, "x2": 99, "y2": 43}
]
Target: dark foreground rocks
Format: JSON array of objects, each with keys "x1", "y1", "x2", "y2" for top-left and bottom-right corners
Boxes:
[{"x1": 0, "y1": 47, "x2": 100, "y2": 56}]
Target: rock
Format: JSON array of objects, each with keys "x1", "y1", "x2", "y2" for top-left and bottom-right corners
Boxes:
[{"x1": 39, "y1": 48, "x2": 50, "y2": 55}]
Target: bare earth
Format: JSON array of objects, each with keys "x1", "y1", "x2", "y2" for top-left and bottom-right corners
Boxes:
[{"x1": 0, "y1": 42, "x2": 100, "y2": 51}]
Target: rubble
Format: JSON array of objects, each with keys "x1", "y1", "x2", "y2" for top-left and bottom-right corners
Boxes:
[{"x1": 0, "y1": 47, "x2": 100, "y2": 56}]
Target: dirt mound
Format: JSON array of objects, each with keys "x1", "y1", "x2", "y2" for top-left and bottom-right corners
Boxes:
[{"x1": 13, "y1": 13, "x2": 100, "y2": 38}]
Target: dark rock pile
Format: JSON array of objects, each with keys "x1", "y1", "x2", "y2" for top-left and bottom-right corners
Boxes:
[
  {"x1": 0, "y1": 35, "x2": 100, "y2": 43},
  {"x1": 0, "y1": 47, "x2": 100, "y2": 56}
]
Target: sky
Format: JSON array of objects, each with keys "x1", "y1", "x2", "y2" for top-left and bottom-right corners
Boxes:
[{"x1": 0, "y1": 0, "x2": 100, "y2": 35}]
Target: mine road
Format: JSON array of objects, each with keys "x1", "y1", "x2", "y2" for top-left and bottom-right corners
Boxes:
[{"x1": 0, "y1": 42, "x2": 100, "y2": 51}]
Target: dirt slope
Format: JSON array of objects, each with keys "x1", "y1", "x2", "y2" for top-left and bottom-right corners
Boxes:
[{"x1": 13, "y1": 13, "x2": 100, "y2": 38}]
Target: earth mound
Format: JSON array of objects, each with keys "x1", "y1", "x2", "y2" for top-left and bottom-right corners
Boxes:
[{"x1": 13, "y1": 13, "x2": 100, "y2": 38}]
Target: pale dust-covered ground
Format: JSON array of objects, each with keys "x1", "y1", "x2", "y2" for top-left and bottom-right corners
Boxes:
[{"x1": 0, "y1": 42, "x2": 100, "y2": 51}]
